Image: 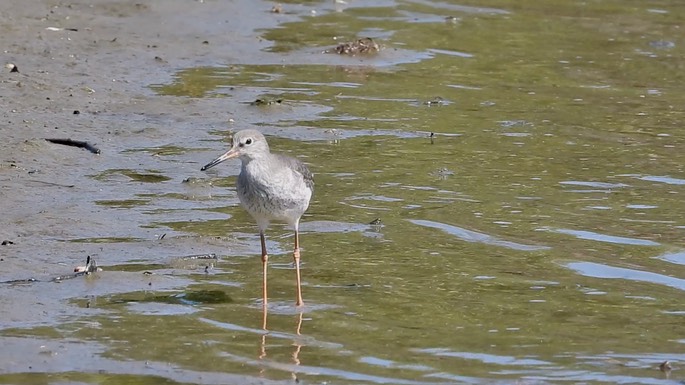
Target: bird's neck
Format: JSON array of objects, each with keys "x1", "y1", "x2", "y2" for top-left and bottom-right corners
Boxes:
[{"x1": 240, "y1": 152, "x2": 272, "y2": 165}]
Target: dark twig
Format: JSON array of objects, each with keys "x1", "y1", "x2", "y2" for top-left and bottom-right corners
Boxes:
[
  {"x1": 28, "y1": 180, "x2": 75, "y2": 188},
  {"x1": 46, "y1": 138, "x2": 101, "y2": 154}
]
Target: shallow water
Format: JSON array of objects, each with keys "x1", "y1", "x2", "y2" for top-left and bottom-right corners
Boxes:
[{"x1": 4, "y1": 0, "x2": 685, "y2": 384}]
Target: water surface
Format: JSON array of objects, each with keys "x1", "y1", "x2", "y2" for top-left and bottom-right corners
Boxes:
[{"x1": 4, "y1": 0, "x2": 685, "y2": 384}]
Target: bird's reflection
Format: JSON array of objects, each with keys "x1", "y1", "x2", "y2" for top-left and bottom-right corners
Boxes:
[{"x1": 258, "y1": 303, "x2": 304, "y2": 380}]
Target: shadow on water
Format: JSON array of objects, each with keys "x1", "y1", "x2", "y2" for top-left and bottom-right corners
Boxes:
[{"x1": 4, "y1": 0, "x2": 685, "y2": 384}]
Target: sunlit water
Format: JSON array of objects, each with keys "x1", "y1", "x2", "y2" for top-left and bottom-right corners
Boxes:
[{"x1": 4, "y1": 0, "x2": 685, "y2": 384}]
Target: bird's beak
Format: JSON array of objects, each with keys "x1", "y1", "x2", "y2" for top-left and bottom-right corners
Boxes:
[{"x1": 201, "y1": 147, "x2": 239, "y2": 171}]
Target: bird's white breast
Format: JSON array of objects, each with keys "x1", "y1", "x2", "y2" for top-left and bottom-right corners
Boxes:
[{"x1": 236, "y1": 157, "x2": 312, "y2": 226}]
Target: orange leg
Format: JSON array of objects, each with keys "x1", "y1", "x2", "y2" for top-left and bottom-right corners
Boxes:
[
  {"x1": 294, "y1": 229, "x2": 304, "y2": 307},
  {"x1": 261, "y1": 294, "x2": 268, "y2": 331},
  {"x1": 260, "y1": 231, "x2": 269, "y2": 312}
]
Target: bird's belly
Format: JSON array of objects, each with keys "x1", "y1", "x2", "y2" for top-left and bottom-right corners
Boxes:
[{"x1": 236, "y1": 178, "x2": 310, "y2": 223}]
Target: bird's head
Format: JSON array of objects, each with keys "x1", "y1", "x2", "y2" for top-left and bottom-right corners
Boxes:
[{"x1": 201, "y1": 129, "x2": 270, "y2": 171}]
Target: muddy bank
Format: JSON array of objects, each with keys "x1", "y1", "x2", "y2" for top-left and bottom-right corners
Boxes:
[{"x1": 0, "y1": 0, "x2": 286, "y2": 327}]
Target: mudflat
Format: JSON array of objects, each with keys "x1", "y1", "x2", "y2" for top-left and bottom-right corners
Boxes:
[{"x1": 0, "y1": 0, "x2": 278, "y2": 328}]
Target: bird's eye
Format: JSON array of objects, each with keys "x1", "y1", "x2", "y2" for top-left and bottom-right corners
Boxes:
[{"x1": 245, "y1": 138, "x2": 253, "y2": 145}]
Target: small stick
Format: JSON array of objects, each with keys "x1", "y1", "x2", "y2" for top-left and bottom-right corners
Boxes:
[
  {"x1": 29, "y1": 180, "x2": 75, "y2": 188},
  {"x1": 45, "y1": 138, "x2": 101, "y2": 154}
]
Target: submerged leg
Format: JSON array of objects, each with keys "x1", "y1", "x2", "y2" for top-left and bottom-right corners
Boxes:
[{"x1": 293, "y1": 227, "x2": 304, "y2": 307}]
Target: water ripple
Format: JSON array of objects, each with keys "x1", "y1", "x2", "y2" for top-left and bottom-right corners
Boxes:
[
  {"x1": 414, "y1": 348, "x2": 550, "y2": 366},
  {"x1": 219, "y1": 350, "x2": 450, "y2": 385},
  {"x1": 405, "y1": 0, "x2": 510, "y2": 15},
  {"x1": 359, "y1": 356, "x2": 434, "y2": 372},
  {"x1": 409, "y1": 219, "x2": 550, "y2": 251},
  {"x1": 426, "y1": 48, "x2": 473, "y2": 58},
  {"x1": 638, "y1": 175, "x2": 685, "y2": 185},
  {"x1": 559, "y1": 181, "x2": 629, "y2": 189},
  {"x1": 566, "y1": 262, "x2": 685, "y2": 291},
  {"x1": 548, "y1": 228, "x2": 660, "y2": 246},
  {"x1": 655, "y1": 250, "x2": 685, "y2": 265}
]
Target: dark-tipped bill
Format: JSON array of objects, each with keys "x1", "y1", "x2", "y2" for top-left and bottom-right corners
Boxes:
[{"x1": 201, "y1": 149, "x2": 237, "y2": 171}]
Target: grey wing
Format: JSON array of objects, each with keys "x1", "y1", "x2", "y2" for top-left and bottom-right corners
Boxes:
[{"x1": 277, "y1": 154, "x2": 314, "y2": 192}]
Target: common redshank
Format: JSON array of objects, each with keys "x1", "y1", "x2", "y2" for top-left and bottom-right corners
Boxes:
[{"x1": 201, "y1": 129, "x2": 313, "y2": 307}]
